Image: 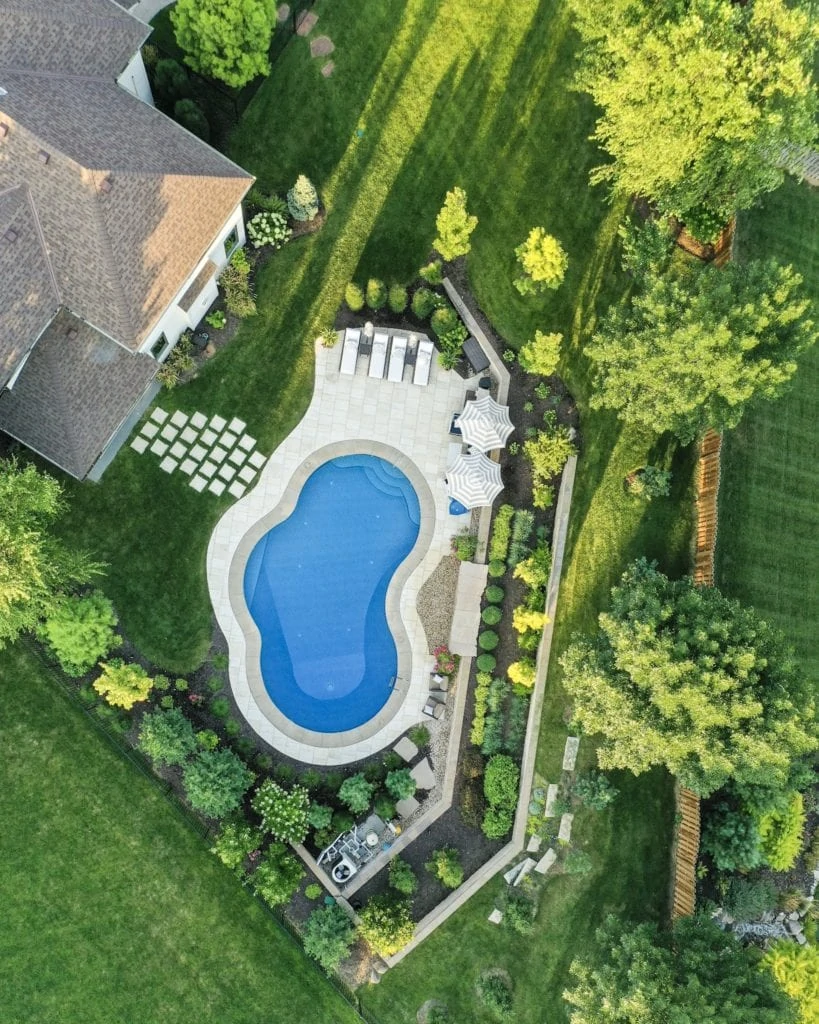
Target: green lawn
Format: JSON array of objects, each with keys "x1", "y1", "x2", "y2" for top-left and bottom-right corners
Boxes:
[
  {"x1": 0, "y1": 645, "x2": 359, "y2": 1024},
  {"x1": 716, "y1": 180, "x2": 819, "y2": 680}
]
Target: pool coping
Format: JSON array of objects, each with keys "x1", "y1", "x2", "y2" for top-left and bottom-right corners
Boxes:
[{"x1": 227, "y1": 440, "x2": 436, "y2": 748}]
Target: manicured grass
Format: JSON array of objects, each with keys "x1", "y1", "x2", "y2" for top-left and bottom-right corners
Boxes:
[
  {"x1": 716, "y1": 180, "x2": 819, "y2": 680},
  {"x1": 0, "y1": 645, "x2": 359, "y2": 1024}
]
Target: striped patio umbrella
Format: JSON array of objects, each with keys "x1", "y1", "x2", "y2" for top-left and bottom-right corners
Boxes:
[
  {"x1": 458, "y1": 392, "x2": 514, "y2": 452},
  {"x1": 446, "y1": 451, "x2": 503, "y2": 509}
]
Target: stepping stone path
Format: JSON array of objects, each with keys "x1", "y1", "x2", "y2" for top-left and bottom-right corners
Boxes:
[
  {"x1": 503, "y1": 863, "x2": 521, "y2": 885},
  {"x1": 527, "y1": 835, "x2": 542, "y2": 854},
  {"x1": 296, "y1": 10, "x2": 317, "y2": 35},
  {"x1": 393, "y1": 736, "x2": 419, "y2": 763},
  {"x1": 310, "y1": 35, "x2": 335, "y2": 58},
  {"x1": 131, "y1": 407, "x2": 265, "y2": 498},
  {"x1": 543, "y1": 783, "x2": 559, "y2": 817},
  {"x1": 276, "y1": 3, "x2": 290, "y2": 22},
  {"x1": 513, "y1": 858, "x2": 536, "y2": 886},
  {"x1": 410, "y1": 756, "x2": 435, "y2": 791},
  {"x1": 321, "y1": 61, "x2": 335, "y2": 78},
  {"x1": 558, "y1": 813, "x2": 574, "y2": 843},
  {"x1": 487, "y1": 909, "x2": 503, "y2": 925},
  {"x1": 395, "y1": 795, "x2": 420, "y2": 818},
  {"x1": 562, "y1": 736, "x2": 580, "y2": 771},
  {"x1": 535, "y1": 849, "x2": 557, "y2": 875}
]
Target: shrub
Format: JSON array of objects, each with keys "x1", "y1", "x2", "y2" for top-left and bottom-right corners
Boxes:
[
  {"x1": 462, "y1": 748, "x2": 485, "y2": 779},
  {"x1": 702, "y1": 801, "x2": 762, "y2": 872},
  {"x1": 504, "y1": 888, "x2": 537, "y2": 935},
  {"x1": 508, "y1": 509, "x2": 535, "y2": 567},
  {"x1": 246, "y1": 211, "x2": 291, "y2": 250},
  {"x1": 210, "y1": 696, "x2": 230, "y2": 719},
  {"x1": 174, "y1": 678, "x2": 188, "y2": 692},
  {"x1": 507, "y1": 659, "x2": 536, "y2": 688},
  {"x1": 183, "y1": 749, "x2": 253, "y2": 819},
  {"x1": 225, "y1": 717, "x2": 240, "y2": 737},
  {"x1": 482, "y1": 605, "x2": 503, "y2": 626},
  {"x1": 804, "y1": 828, "x2": 819, "y2": 872},
  {"x1": 273, "y1": 763, "x2": 296, "y2": 785},
  {"x1": 250, "y1": 843, "x2": 304, "y2": 908},
  {"x1": 485, "y1": 585, "x2": 505, "y2": 605},
  {"x1": 338, "y1": 773, "x2": 375, "y2": 814},
  {"x1": 305, "y1": 882, "x2": 322, "y2": 900},
  {"x1": 763, "y1": 941, "x2": 819, "y2": 1024},
  {"x1": 386, "y1": 769, "x2": 416, "y2": 801},
  {"x1": 388, "y1": 856, "x2": 418, "y2": 895},
  {"x1": 477, "y1": 972, "x2": 513, "y2": 1017},
  {"x1": 138, "y1": 707, "x2": 197, "y2": 766},
  {"x1": 433, "y1": 186, "x2": 478, "y2": 261},
  {"x1": 504, "y1": 693, "x2": 529, "y2": 756},
  {"x1": 156, "y1": 336, "x2": 193, "y2": 390},
  {"x1": 152, "y1": 58, "x2": 191, "y2": 109},
  {"x1": 433, "y1": 644, "x2": 457, "y2": 676},
  {"x1": 626, "y1": 465, "x2": 672, "y2": 500},
  {"x1": 251, "y1": 780, "x2": 309, "y2": 843},
  {"x1": 478, "y1": 630, "x2": 499, "y2": 652},
  {"x1": 374, "y1": 794, "x2": 396, "y2": 821},
  {"x1": 197, "y1": 728, "x2": 219, "y2": 750},
  {"x1": 513, "y1": 226, "x2": 568, "y2": 295},
  {"x1": 518, "y1": 330, "x2": 562, "y2": 376},
  {"x1": 481, "y1": 714, "x2": 505, "y2": 758},
  {"x1": 721, "y1": 877, "x2": 777, "y2": 920},
  {"x1": 514, "y1": 541, "x2": 552, "y2": 591},
  {"x1": 573, "y1": 772, "x2": 618, "y2": 810},
  {"x1": 512, "y1": 606, "x2": 546, "y2": 635},
  {"x1": 460, "y1": 779, "x2": 486, "y2": 828},
  {"x1": 365, "y1": 278, "x2": 387, "y2": 311},
  {"x1": 245, "y1": 187, "x2": 287, "y2": 215},
  {"x1": 426, "y1": 847, "x2": 463, "y2": 889},
  {"x1": 451, "y1": 532, "x2": 478, "y2": 561},
  {"x1": 303, "y1": 904, "x2": 355, "y2": 973},
  {"x1": 471, "y1": 672, "x2": 492, "y2": 747},
  {"x1": 153, "y1": 674, "x2": 170, "y2": 692},
  {"x1": 757, "y1": 791, "x2": 806, "y2": 871},
  {"x1": 487, "y1": 560, "x2": 506, "y2": 579},
  {"x1": 206, "y1": 676, "x2": 224, "y2": 694},
  {"x1": 419, "y1": 260, "x2": 443, "y2": 284},
  {"x1": 286, "y1": 174, "x2": 319, "y2": 221},
  {"x1": 564, "y1": 849, "x2": 593, "y2": 874},
  {"x1": 525, "y1": 427, "x2": 575, "y2": 499},
  {"x1": 476, "y1": 654, "x2": 497, "y2": 673},
  {"x1": 94, "y1": 659, "x2": 153, "y2": 710},
  {"x1": 411, "y1": 287, "x2": 438, "y2": 319},
  {"x1": 357, "y1": 894, "x2": 414, "y2": 957},
  {"x1": 408, "y1": 725, "x2": 430, "y2": 749},
  {"x1": 484, "y1": 754, "x2": 520, "y2": 810},
  {"x1": 429, "y1": 305, "x2": 461, "y2": 339},
  {"x1": 300, "y1": 769, "x2": 322, "y2": 792},
  {"x1": 221, "y1": 247, "x2": 256, "y2": 318},
  {"x1": 173, "y1": 98, "x2": 209, "y2": 141},
  {"x1": 489, "y1": 505, "x2": 514, "y2": 563},
  {"x1": 388, "y1": 283, "x2": 408, "y2": 314},
  {"x1": 210, "y1": 820, "x2": 262, "y2": 871},
  {"x1": 41, "y1": 591, "x2": 118, "y2": 676},
  {"x1": 307, "y1": 803, "x2": 333, "y2": 831},
  {"x1": 345, "y1": 282, "x2": 364, "y2": 312}
]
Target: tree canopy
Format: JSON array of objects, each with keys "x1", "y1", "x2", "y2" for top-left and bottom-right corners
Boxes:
[
  {"x1": 513, "y1": 227, "x2": 568, "y2": 295},
  {"x1": 433, "y1": 187, "x2": 478, "y2": 261},
  {"x1": 560, "y1": 559, "x2": 817, "y2": 797},
  {"x1": 172, "y1": 0, "x2": 277, "y2": 88},
  {"x1": 564, "y1": 915, "x2": 797, "y2": 1024},
  {"x1": 569, "y1": 0, "x2": 819, "y2": 230},
  {"x1": 586, "y1": 257, "x2": 816, "y2": 443}
]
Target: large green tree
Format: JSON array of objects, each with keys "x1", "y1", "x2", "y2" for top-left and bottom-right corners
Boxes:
[
  {"x1": 560, "y1": 559, "x2": 816, "y2": 797},
  {"x1": 586, "y1": 257, "x2": 816, "y2": 443},
  {"x1": 172, "y1": 0, "x2": 276, "y2": 89},
  {"x1": 569, "y1": 0, "x2": 818, "y2": 231},
  {"x1": 564, "y1": 915, "x2": 796, "y2": 1023},
  {"x1": 0, "y1": 459, "x2": 100, "y2": 648}
]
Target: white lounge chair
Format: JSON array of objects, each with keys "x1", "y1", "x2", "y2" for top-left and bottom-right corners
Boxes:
[
  {"x1": 387, "y1": 333, "x2": 408, "y2": 383},
  {"x1": 413, "y1": 338, "x2": 434, "y2": 386},
  {"x1": 339, "y1": 327, "x2": 361, "y2": 375},
  {"x1": 369, "y1": 330, "x2": 388, "y2": 378}
]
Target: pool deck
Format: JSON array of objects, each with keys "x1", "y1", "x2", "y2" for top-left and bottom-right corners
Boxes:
[{"x1": 207, "y1": 334, "x2": 479, "y2": 764}]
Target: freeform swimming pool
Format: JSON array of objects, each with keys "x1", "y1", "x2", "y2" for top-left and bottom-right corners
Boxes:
[{"x1": 243, "y1": 455, "x2": 421, "y2": 733}]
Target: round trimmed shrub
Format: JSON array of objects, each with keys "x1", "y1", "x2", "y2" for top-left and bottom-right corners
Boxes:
[
  {"x1": 482, "y1": 805, "x2": 513, "y2": 839},
  {"x1": 478, "y1": 630, "x2": 499, "y2": 651},
  {"x1": 366, "y1": 278, "x2": 387, "y2": 310},
  {"x1": 430, "y1": 305, "x2": 460, "y2": 339},
  {"x1": 411, "y1": 287, "x2": 438, "y2": 319},
  {"x1": 345, "y1": 282, "x2": 364, "y2": 312},
  {"x1": 484, "y1": 754, "x2": 520, "y2": 809},
  {"x1": 487, "y1": 559, "x2": 506, "y2": 578},
  {"x1": 476, "y1": 653, "x2": 497, "y2": 673},
  {"x1": 388, "y1": 283, "x2": 408, "y2": 314},
  {"x1": 481, "y1": 606, "x2": 502, "y2": 626},
  {"x1": 485, "y1": 585, "x2": 505, "y2": 604}
]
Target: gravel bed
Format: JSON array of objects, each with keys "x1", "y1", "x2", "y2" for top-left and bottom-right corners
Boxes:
[{"x1": 416, "y1": 554, "x2": 460, "y2": 654}]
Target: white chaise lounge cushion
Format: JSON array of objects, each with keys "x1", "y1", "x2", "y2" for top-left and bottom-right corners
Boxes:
[
  {"x1": 413, "y1": 338, "x2": 434, "y2": 386},
  {"x1": 339, "y1": 327, "x2": 361, "y2": 375},
  {"x1": 387, "y1": 333, "x2": 408, "y2": 382},
  {"x1": 369, "y1": 330, "x2": 389, "y2": 378}
]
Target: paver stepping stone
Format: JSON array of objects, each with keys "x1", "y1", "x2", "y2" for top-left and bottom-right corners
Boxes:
[
  {"x1": 170, "y1": 410, "x2": 188, "y2": 427},
  {"x1": 181, "y1": 426, "x2": 198, "y2": 443},
  {"x1": 395, "y1": 796, "x2": 419, "y2": 818},
  {"x1": 211, "y1": 445, "x2": 229, "y2": 463},
  {"x1": 488, "y1": 909, "x2": 503, "y2": 924},
  {"x1": 228, "y1": 417, "x2": 246, "y2": 433},
  {"x1": 295, "y1": 10, "x2": 317, "y2": 35},
  {"x1": 160, "y1": 424, "x2": 178, "y2": 441},
  {"x1": 558, "y1": 813, "x2": 574, "y2": 842},
  {"x1": 130, "y1": 437, "x2": 148, "y2": 453},
  {"x1": 527, "y1": 835, "x2": 542, "y2": 853},
  {"x1": 310, "y1": 35, "x2": 334, "y2": 57},
  {"x1": 150, "y1": 408, "x2": 168, "y2": 423},
  {"x1": 190, "y1": 475, "x2": 207, "y2": 492},
  {"x1": 141, "y1": 422, "x2": 158, "y2": 438},
  {"x1": 393, "y1": 737, "x2": 418, "y2": 762},
  {"x1": 534, "y1": 849, "x2": 557, "y2": 875},
  {"x1": 321, "y1": 61, "x2": 335, "y2": 78},
  {"x1": 180, "y1": 458, "x2": 197, "y2": 476},
  {"x1": 562, "y1": 736, "x2": 580, "y2": 771},
  {"x1": 159, "y1": 456, "x2": 178, "y2": 474},
  {"x1": 238, "y1": 465, "x2": 256, "y2": 484},
  {"x1": 210, "y1": 414, "x2": 227, "y2": 431},
  {"x1": 191, "y1": 412, "x2": 207, "y2": 429},
  {"x1": 208, "y1": 479, "x2": 226, "y2": 496},
  {"x1": 227, "y1": 481, "x2": 246, "y2": 499},
  {"x1": 249, "y1": 451, "x2": 266, "y2": 469},
  {"x1": 410, "y1": 756, "x2": 435, "y2": 790},
  {"x1": 200, "y1": 461, "x2": 217, "y2": 479},
  {"x1": 543, "y1": 783, "x2": 559, "y2": 817},
  {"x1": 201, "y1": 428, "x2": 217, "y2": 446},
  {"x1": 514, "y1": 857, "x2": 536, "y2": 886},
  {"x1": 276, "y1": 3, "x2": 290, "y2": 23},
  {"x1": 149, "y1": 440, "x2": 168, "y2": 456},
  {"x1": 218, "y1": 464, "x2": 235, "y2": 481},
  {"x1": 190, "y1": 444, "x2": 207, "y2": 462},
  {"x1": 221, "y1": 431, "x2": 238, "y2": 448},
  {"x1": 238, "y1": 434, "x2": 255, "y2": 451},
  {"x1": 228, "y1": 448, "x2": 246, "y2": 466},
  {"x1": 503, "y1": 863, "x2": 521, "y2": 885},
  {"x1": 170, "y1": 442, "x2": 186, "y2": 459}
]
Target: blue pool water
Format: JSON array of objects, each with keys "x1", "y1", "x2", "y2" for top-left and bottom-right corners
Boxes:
[{"x1": 243, "y1": 455, "x2": 421, "y2": 732}]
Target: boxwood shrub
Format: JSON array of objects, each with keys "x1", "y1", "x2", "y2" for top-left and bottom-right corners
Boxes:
[
  {"x1": 485, "y1": 585, "x2": 505, "y2": 604},
  {"x1": 488, "y1": 560, "x2": 506, "y2": 578},
  {"x1": 481, "y1": 605, "x2": 503, "y2": 626},
  {"x1": 476, "y1": 653, "x2": 497, "y2": 673},
  {"x1": 478, "y1": 630, "x2": 499, "y2": 651}
]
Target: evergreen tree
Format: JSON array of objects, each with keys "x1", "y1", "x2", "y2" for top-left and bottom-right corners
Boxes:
[
  {"x1": 433, "y1": 187, "x2": 478, "y2": 261},
  {"x1": 513, "y1": 227, "x2": 568, "y2": 295},
  {"x1": 172, "y1": 0, "x2": 276, "y2": 88}
]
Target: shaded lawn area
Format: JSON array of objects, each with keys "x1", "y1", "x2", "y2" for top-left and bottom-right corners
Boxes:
[
  {"x1": 0, "y1": 645, "x2": 359, "y2": 1024},
  {"x1": 716, "y1": 180, "x2": 819, "y2": 680}
]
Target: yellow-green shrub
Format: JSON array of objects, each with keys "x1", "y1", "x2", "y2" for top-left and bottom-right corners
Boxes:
[
  {"x1": 508, "y1": 659, "x2": 536, "y2": 688},
  {"x1": 757, "y1": 791, "x2": 806, "y2": 871},
  {"x1": 512, "y1": 606, "x2": 547, "y2": 634}
]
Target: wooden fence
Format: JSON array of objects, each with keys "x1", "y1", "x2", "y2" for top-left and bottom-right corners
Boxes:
[
  {"x1": 692, "y1": 429, "x2": 722, "y2": 587},
  {"x1": 671, "y1": 785, "x2": 702, "y2": 920}
]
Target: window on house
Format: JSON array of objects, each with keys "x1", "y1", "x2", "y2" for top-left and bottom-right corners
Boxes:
[
  {"x1": 223, "y1": 227, "x2": 239, "y2": 258},
  {"x1": 150, "y1": 334, "x2": 169, "y2": 360}
]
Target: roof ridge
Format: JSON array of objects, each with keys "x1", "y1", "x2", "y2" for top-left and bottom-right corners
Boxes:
[
  {"x1": 23, "y1": 184, "x2": 62, "y2": 305},
  {"x1": 0, "y1": 67, "x2": 110, "y2": 82},
  {"x1": 84, "y1": 171, "x2": 137, "y2": 342}
]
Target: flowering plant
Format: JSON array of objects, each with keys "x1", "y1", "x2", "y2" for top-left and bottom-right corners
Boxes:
[
  {"x1": 247, "y1": 211, "x2": 292, "y2": 250},
  {"x1": 433, "y1": 644, "x2": 457, "y2": 676},
  {"x1": 188, "y1": 692, "x2": 205, "y2": 706}
]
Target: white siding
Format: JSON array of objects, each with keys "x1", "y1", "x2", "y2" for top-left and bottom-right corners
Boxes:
[{"x1": 117, "y1": 51, "x2": 154, "y2": 106}]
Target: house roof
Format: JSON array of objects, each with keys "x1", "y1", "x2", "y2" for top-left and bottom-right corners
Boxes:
[
  {"x1": 0, "y1": 308, "x2": 158, "y2": 478},
  {"x1": 0, "y1": 0, "x2": 253, "y2": 367}
]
